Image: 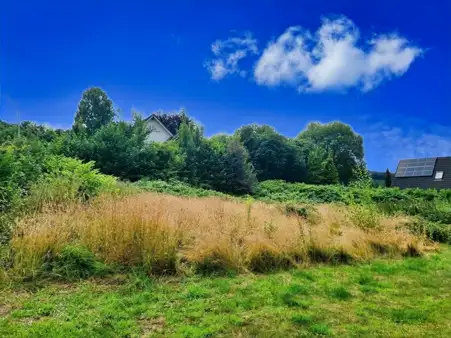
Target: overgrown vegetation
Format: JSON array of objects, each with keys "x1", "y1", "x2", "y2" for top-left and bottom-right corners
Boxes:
[{"x1": 1, "y1": 193, "x2": 431, "y2": 284}]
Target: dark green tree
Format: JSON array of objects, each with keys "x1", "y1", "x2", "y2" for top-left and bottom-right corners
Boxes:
[
  {"x1": 1, "y1": 120, "x2": 63, "y2": 144},
  {"x1": 63, "y1": 113, "x2": 181, "y2": 181},
  {"x1": 73, "y1": 88, "x2": 115, "y2": 135},
  {"x1": 385, "y1": 168, "x2": 392, "y2": 187},
  {"x1": 350, "y1": 161, "x2": 373, "y2": 188},
  {"x1": 235, "y1": 124, "x2": 306, "y2": 182},
  {"x1": 177, "y1": 122, "x2": 203, "y2": 185},
  {"x1": 307, "y1": 147, "x2": 339, "y2": 185},
  {"x1": 297, "y1": 122, "x2": 363, "y2": 185},
  {"x1": 219, "y1": 138, "x2": 257, "y2": 194}
]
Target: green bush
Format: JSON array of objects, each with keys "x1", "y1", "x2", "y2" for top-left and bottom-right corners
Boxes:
[
  {"x1": 255, "y1": 180, "x2": 351, "y2": 204},
  {"x1": 135, "y1": 179, "x2": 228, "y2": 198},
  {"x1": 40, "y1": 245, "x2": 110, "y2": 281},
  {"x1": 0, "y1": 143, "x2": 50, "y2": 243},
  {"x1": 348, "y1": 205, "x2": 381, "y2": 231},
  {"x1": 0, "y1": 146, "x2": 117, "y2": 242},
  {"x1": 27, "y1": 155, "x2": 117, "y2": 209},
  {"x1": 405, "y1": 218, "x2": 451, "y2": 244},
  {"x1": 255, "y1": 180, "x2": 451, "y2": 209}
]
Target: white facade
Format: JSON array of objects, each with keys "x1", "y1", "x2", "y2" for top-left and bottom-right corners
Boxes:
[{"x1": 145, "y1": 118, "x2": 173, "y2": 143}]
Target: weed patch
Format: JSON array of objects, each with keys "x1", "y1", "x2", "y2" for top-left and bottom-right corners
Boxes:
[
  {"x1": 309, "y1": 323, "x2": 332, "y2": 336},
  {"x1": 40, "y1": 245, "x2": 111, "y2": 281},
  {"x1": 390, "y1": 308, "x2": 430, "y2": 324},
  {"x1": 328, "y1": 286, "x2": 352, "y2": 300}
]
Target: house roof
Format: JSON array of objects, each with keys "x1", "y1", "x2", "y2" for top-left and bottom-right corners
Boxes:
[{"x1": 145, "y1": 114, "x2": 174, "y2": 137}]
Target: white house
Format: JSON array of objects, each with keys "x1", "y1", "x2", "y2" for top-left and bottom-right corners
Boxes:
[{"x1": 145, "y1": 114, "x2": 174, "y2": 143}]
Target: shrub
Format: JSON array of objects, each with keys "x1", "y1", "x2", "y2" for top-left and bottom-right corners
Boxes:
[
  {"x1": 40, "y1": 245, "x2": 110, "y2": 281},
  {"x1": 27, "y1": 155, "x2": 117, "y2": 210},
  {"x1": 348, "y1": 205, "x2": 381, "y2": 231},
  {"x1": 135, "y1": 179, "x2": 228, "y2": 198},
  {"x1": 405, "y1": 218, "x2": 451, "y2": 244},
  {"x1": 0, "y1": 143, "x2": 49, "y2": 243}
]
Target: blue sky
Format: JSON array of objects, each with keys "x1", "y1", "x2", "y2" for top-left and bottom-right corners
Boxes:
[{"x1": 1, "y1": 0, "x2": 450, "y2": 171}]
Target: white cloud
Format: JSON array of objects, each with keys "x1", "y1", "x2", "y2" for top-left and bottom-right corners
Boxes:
[
  {"x1": 254, "y1": 16, "x2": 422, "y2": 92},
  {"x1": 205, "y1": 33, "x2": 258, "y2": 80}
]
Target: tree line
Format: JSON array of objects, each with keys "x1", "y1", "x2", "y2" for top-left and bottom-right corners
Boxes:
[{"x1": 1, "y1": 87, "x2": 370, "y2": 195}]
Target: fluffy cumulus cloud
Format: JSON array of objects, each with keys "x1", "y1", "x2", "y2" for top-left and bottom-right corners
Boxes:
[
  {"x1": 255, "y1": 16, "x2": 422, "y2": 92},
  {"x1": 207, "y1": 16, "x2": 423, "y2": 92},
  {"x1": 205, "y1": 33, "x2": 258, "y2": 80}
]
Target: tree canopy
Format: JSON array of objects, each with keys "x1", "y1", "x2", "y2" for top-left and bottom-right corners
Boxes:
[
  {"x1": 235, "y1": 124, "x2": 306, "y2": 183},
  {"x1": 73, "y1": 88, "x2": 116, "y2": 135},
  {"x1": 1, "y1": 87, "x2": 378, "y2": 197},
  {"x1": 297, "y1": 122, "x2": 364, "y2": 184}
]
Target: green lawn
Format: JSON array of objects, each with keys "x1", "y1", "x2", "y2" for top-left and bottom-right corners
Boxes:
[{"x1": 1, "y1": 246, "x2": 451, "y2": 338}]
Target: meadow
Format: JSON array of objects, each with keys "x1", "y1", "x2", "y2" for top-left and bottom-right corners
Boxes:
[{"x1": 2, "y1": 180, "x2": 451, "y2": 337}]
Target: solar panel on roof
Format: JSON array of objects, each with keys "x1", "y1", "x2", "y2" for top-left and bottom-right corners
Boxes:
[{"x1": 395, "y1": 157, "x2": 437, "y2": 178}]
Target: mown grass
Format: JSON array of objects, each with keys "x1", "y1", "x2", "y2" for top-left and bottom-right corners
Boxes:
[{"x1": 1, "y1": 245, "x2": 450, "y2": 337}]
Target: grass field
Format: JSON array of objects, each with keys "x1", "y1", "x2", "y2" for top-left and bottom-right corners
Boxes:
[{"x1": 1, "y1": 245, "x2": 450, "y2": 337}]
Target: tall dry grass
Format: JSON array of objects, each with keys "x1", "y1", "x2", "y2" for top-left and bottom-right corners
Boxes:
[{"x1": 9, "y1": 193, "x2": 433, "y2": 278}]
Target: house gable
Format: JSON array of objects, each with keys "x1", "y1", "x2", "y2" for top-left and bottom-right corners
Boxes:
[{"x1": 145, "y1": 115, "x2": 174, "y2": 143}]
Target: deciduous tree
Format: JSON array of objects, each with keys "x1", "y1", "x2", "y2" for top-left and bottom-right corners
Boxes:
[
  {"x1": 297, "y1": 122, "x2": 363, "y2": 184},
  {"x1": 73, "y1": 88, "x2": 115, "y2": 135}
]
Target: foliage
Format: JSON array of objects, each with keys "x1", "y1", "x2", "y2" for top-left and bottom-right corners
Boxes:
[
  {"x1": 297, "y1": 121, "x2": 364, "y2": 184},
  {"x1": 218, "y1": 138, "x2": 257, "y2": 195},
  {"x1": 307, "y1": 147, "x2": 339, "y2": 185},
  {"x1": 0, "y1": 120, "x2": 63, "y2": 144},
  {"x1": 0, "y1": 142, "x2": 51, "y2": 243},
  {"x1": 255, "y1": 180, "x2": 451, "y2": 243},
  {"x1": 0, "y1": 142, "x2": 117, "y2": 242},
  {"x1": 255, "y1": 180, "x2": 352, "y2": 204},
  {"x1": 62, "y1": 115, "x2": 182, "y2": 182},
  {"x1": 177, "y1": 122, "x2": 215, "y2": 187},
  {"x1": 73, "y1": 87, "x2": 116, "y2": 135},
  {"x1": 385, "y1": 168, "x2": 392, "y2": 187},
  {"x1": 405, "y1": 218, "x2": 451, "y2": 244},
  {"x1": 27, "y1": 155, "x2": 117, "y2": 209},
  {"x1": 40, "y1": 245, "x2": 110, "y2": 281},
  {"x1": 350, "y1": 161, "x2": 373, "y2": 189},
  {"x1": 348, "y1": 204, "x2": 382, "y2": 231},
  {"x1": 176, "y1": 123, "x2": 256, "y2": 194},
  {"x1": 235, "y1": 124, "x2": 307, "y2": 182},
  {"x1": 134, "y1": 180, "x2": 229, "y2": 198}
]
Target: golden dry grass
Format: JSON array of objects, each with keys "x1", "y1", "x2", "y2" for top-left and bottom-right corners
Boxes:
[{"x1": 9, "y1": 193, "x2": 434, "y2": 277}]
